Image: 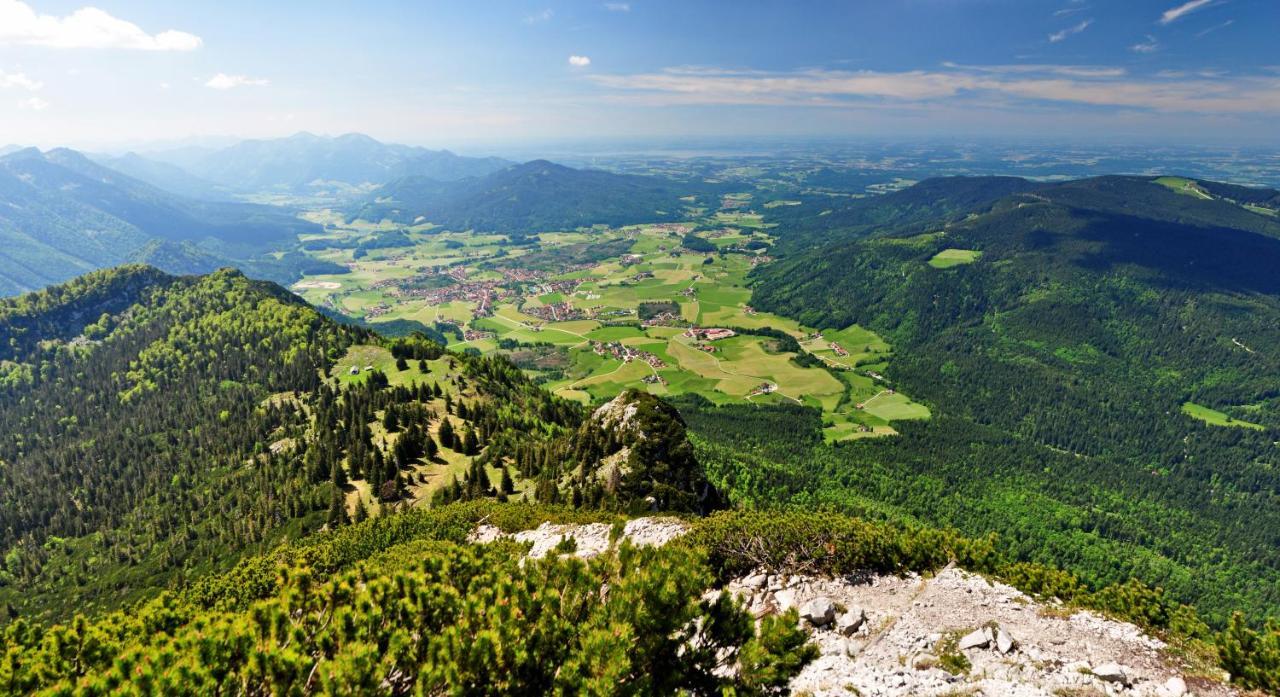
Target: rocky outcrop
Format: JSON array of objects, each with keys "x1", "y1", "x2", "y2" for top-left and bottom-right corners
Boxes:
[
  {"x1": 571, "y1": 390, "x2": 722, "y2": 513},
  {"x1": 470, "y1": 518, "x2": 1237, "y2": 697},
  {"x1": 468, "y1": 517, "x2": 689, "y2": 559},
  {"x1": 723, "y1": 567, "x2": 1236, "y2": 697}
]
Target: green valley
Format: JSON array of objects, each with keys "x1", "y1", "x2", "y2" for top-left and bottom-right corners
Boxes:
[{"x1": 292, "y1": 214, "x2": 929, "y2": 441}]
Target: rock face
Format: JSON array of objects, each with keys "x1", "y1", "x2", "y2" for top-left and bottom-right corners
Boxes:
[
  {"x1": 472, "y1": 519, "x2": 1238, "y2": 697},
  {"x1": 573, "y1": 390, "x2": 722, "y2": 513}
]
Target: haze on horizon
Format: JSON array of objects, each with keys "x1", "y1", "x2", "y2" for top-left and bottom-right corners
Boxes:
[{"x1": 0, "y1": 0, "x2": 1277, "y2": 151}]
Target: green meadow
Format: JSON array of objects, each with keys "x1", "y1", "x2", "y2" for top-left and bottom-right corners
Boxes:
[{"x1": 296, "y1": 217, "x2": 928, "y2": 441}]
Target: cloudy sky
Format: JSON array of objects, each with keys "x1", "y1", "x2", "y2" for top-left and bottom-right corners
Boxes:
[{"x1": 0, "y1": 0, "x2": 1276, "y2": 149}]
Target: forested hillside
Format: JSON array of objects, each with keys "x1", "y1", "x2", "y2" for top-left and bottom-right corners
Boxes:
[
  {"x1": 0, "y1": 148, "x2": 325, "y2": 295},
  {"x1": 734, "y1": 175, "x2": 1280, "y2": 626},
  {"x1": 0, "y1": 268, "x2": 713, "y2": 622},
  {"x1": 350, "y1": 159, "x2": 718, "y2": 232}
]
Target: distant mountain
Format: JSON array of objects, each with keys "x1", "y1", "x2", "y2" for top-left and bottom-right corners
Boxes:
[
  {"x1": 744, "y1": 174, "x2": 1280, "y2": 624},
  {"x1": 351, "y1": 159, "x2": 716, "y2": 232},
  {"x1": 91, "y1": 151, "x2": 233, "y2": 201},
  {"x1": 146, "y1": 132, "x2": 511, "y2": 194},
  {"x1": 0, "y1": 147, "x2": 322, "y2": 294},
  {"x1": 766, "y1": 175, "x2": 1040, "y2": 254}
]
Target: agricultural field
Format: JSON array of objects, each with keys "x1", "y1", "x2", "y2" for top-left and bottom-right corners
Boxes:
[
  {"x1": 928, "y1": 248, "x2": 982, "y2": 268},
  {"x1": 294, "y1": 211, "x2": 928, "y2": 441},
  {"x1": 1181, "y1": 401, "x2": 1265, "y2": 431},
  {"x1": 1154, "y1": 176, "x2": 1213, "y2": 200}
]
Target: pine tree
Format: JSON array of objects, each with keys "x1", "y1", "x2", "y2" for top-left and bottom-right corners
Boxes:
[
  {"x1": 326, "y1": 489, "x2": 348, "y2": 527},
  {"x1": 438, "y1": 418, "x2": 455, "y2": 450}
]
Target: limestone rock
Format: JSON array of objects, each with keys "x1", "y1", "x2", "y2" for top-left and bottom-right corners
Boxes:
[
  {"x1": 1092, "y1": 662, "x2": 1131, "y2": 686},
  {"x1": 1156, "y1": 676, "x2": 1188, "y2": 697},
  {"x1": 835, "y1": 608, "x2": 867, "y2": 636},
  {"x1": 800, "y1": 597, "x2": 836, "y2": 626},
  {"x1": 742, "y1": 572, "x2": 768, "y2": 589},
  {"x1": 996, "y1": 627, "x2": 1016, "y2": 654},
  {"x1": 958, "y1": 627, "x2": 991, "y2": 650}
]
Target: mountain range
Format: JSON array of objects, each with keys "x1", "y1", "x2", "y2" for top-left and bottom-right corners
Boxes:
[
  {"x1": 349, "y1": 158, "x2": 719, "y2": 232},
  {"x1": 141, "y1": 131, "x2": 512, "y2": 195},
  {"x1": 0, "y1": 147, "x2": 333, "y2": 295}
]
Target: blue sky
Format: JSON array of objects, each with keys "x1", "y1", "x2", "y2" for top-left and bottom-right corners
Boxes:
[{"x1": 0, "y1": 0, "x2": 1276, "y2": 149}]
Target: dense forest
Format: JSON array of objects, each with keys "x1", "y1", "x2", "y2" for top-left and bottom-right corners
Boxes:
[
  {"x1": 0, "y1": 268, "x2": 716, "y2": 622},
  {"x1": 349, "y1": 160, "x2": 722, "y2": 233},
  {"x1": 736, "y1": 175, "x2": 1280, "y2": 627}
]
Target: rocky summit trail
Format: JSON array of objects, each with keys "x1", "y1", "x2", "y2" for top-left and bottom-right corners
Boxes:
[{"x1": 472, "y1": 519, "x2": 1235, "y2": 697}]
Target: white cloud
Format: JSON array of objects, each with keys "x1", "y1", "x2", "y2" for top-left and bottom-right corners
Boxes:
[
  {"x1": 604, "y1": 2, "x2": 631, "y2": 11},
  {"x1": 0, "y1": 0, "x2": 201, "y2": 50},
  {"x1": 17, "y1": 95, "x2": 47, "y2": 110},
  {"x1": 587, "y1": 64, "x2": 1280, "y2": 115},
  {"x1": 568, "y1": 55, "x2": 591, "y2": 68},
  {"x1": 1196, "y1": 19, "x2": 1234, "y2": 37},
  {"x1": 1131, "y1": 35, "x2": 1160, "y2": 53},
  {"x1": 1159, "y1": 0, "x2": 1221, "y2": 25},
  {"x1": 0, "y1": 69, "x2": 41, "y2": 91},
  {"x1": 524, "y1": 8, "x2": 553, "y2": 24},
  {"x1": 205, "y1": 73, "x2": 269, "y2": 90},
  {"x1": 1049, "y1": 19, "x2": 1093, "y2": 43}
]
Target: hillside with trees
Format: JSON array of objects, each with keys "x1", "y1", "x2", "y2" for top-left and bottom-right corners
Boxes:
[
  {"x1": 732, "y1": 175, "x2": 1280, "y2": 628},
  {"x1": 0, "y1": 148, "x2": 323, "y2": 295},
  {"x1": 0, "y1": 268, "x2": 716, "y2": 621},
  {"x1": 350, "y1": 159, "x2": 719, "y2": 232}
]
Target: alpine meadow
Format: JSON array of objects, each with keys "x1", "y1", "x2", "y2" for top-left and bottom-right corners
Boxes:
[{"x1": 1, "y1": 1, "x2": 1280, "y2": 695}]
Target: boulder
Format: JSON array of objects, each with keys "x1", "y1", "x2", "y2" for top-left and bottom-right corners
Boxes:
[
  {"x1": 1155, "y1": 676, "x2": 1187, "y2": 697},
  {"x1": 958, "y1": 627, "x2": 991, "y2": 650},
  {"x1": 996, "y1": 627, "x2": 1016, "y2": 654},
  {"x1": 835, "y1": 608, "x2": 867, "y2": 636},
  {"x1": 1092, "y1": 662, "x2": 1130, "y2": 686},
  {"x1": 800, "y1": 597, "x2": 836, "y2": 626},
  {"x1": 742, "y1": 572, "x2": 768, "y2": 589},
  {"x1": 774, "y1": 588, "x2": 798, "y2": 611}
]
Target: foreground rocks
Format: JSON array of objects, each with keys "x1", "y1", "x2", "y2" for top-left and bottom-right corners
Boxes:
[
  {"x1": 470, "y1": 519, "x2": 1235, "y2": 696},
  {"x1": 724, "y1": 567, "x2": 1236, "y2": 697}
]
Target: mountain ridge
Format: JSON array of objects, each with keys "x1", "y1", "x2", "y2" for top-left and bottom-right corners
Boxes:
[
  {"x1": 143, "y1": 131, "x2": 512, "y2": 194},
  {"x1": 0, "y1": 147, "x2": 325, "y2": 295},
  {"x1": 350, "y1": 158, "x2": 721, "y2": 232}
]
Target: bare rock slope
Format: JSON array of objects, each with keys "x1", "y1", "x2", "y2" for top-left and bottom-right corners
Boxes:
[{"x1": 472, "y1": 519, "x2": 1236, "y2": 697}]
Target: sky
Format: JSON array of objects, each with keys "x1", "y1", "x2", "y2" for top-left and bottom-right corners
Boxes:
[{"x1": 0, "y1": 0, "x2": 1277, "y2": 150}]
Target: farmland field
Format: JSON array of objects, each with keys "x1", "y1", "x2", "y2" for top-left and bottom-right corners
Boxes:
[
  {"x1": 928, "y1": 248, "x2": 982, "y2": 268},
  {"x1": 1181, "y1": 401, "x2": 1264, "y2": 430},
  {"x1": 294, "y1": 212, "x2": 928, "y2": 440}
]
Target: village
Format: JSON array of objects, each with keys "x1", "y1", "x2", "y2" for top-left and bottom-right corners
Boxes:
[
  {"x1": 589, "y1": 340, "x2": 667, "y2": 370},
  {"x1": 683, "y1": 326, "x2": 737, "y2": 352}
]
